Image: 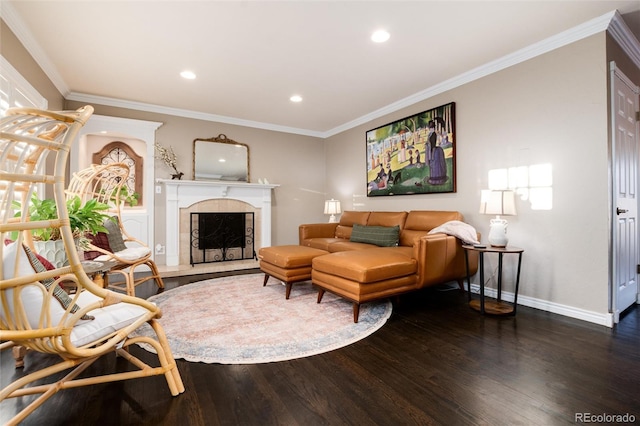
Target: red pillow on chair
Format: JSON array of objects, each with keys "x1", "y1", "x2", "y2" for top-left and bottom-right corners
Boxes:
[
  {"x1": 84, "y1": 232, "x2": 112, "y2": 260},
  {"x1": 35, "y1": 251, "x2": 56, "y2": 271}
]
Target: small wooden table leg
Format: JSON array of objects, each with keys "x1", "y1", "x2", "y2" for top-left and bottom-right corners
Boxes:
[
  {"x1": 92, "y1": 271, "x2": 105, "y2": 287},
  {"x1": 12, "y1": 345, "x2": 27, "y2": 368}
]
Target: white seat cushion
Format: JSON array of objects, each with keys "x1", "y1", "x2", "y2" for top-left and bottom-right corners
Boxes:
[
  {"x1": 2, "y1": 242, "x2": 150, "y2": 347},
  {"x1": 94, "y1": 246, "x2": 151, "y2": 262},
  {"x1": 70, "y1": 291, "x2": 149, "y2": 347}
]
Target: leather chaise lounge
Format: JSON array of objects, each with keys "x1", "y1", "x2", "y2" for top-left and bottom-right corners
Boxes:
[{"x1": 260, "y1": 210, "x2": 479, "y2": 322}]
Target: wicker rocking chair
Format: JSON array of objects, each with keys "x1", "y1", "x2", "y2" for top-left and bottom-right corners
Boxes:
[
  {"x1": 0, "y1": 106, "x2": 184, "y2": 425},
  {"x1": 66, "y1": 162, "x2": 164, "y2": 296}
]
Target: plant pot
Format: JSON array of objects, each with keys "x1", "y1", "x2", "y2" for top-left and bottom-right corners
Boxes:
[{"x1": 32, "y1": 239, "x2": 79, "y2": 268}]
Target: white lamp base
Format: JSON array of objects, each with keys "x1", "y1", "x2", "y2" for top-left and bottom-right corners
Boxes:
[
  {"x1": 328, "y1": 214, "x2": 337, "y2": 223},
  {"x1": 488, "y1": 217, "x2": 509, "y2": 247}
]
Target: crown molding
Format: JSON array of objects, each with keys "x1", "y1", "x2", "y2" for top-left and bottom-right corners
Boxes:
[
  {"x1": 1, "y1": 1, "x2": 70, "y2": 97},
  {"x1": 0, "y1": 55, "x2": 47, "y2": 109},
  {"x1": 323, "y1": 10, "x2": 618, "y2": 138},
  {"x1": 4, "y1": 6, "x2": 638, "y2": 139},
  {"x1": 66, "y1": 92, "x2": 324, "y2": 138},
  {"x1": 608, "y1": 10, "x2": 640, "y2": 69}
]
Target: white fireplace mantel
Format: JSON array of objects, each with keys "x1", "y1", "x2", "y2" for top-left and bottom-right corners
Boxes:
[{"x1": 158, "y1": 179, "x2": 278, "y2": 266}]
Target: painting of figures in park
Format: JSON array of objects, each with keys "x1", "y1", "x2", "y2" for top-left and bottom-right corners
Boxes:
[{"x1": 366, "y1": 102, "x2": 456, "y2": 196}]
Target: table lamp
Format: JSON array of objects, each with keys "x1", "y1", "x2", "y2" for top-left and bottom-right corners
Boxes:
[
  {"x1": 479, "y1": 190, "x2": 517, "y2": 247},
  {"x1": 324, "y1": 199, "x2": 341, "y2": 223}
]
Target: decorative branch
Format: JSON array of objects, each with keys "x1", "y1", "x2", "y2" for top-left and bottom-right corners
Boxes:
[{"x1": 154, "y1": 142, "x2": 184, "y2": 180}]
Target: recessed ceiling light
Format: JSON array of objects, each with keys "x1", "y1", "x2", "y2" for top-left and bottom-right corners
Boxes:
[
  {"x1": 180, "y1": 70, "x2": 196, "y2": 80},
  {"x1": 290, "y1": 95, "x2": 303, "y2": 103},
  {"x1": 371, "y1": 29, "x2": 390, "y2": 43}
]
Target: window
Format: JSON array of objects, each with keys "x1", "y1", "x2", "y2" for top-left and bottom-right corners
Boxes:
[
  {"x1": 0, "y1": 55, "x2": 47, "y2": 115},
  {"x1": 1, "y1": 55, "x2": 49, "y2": 205}
]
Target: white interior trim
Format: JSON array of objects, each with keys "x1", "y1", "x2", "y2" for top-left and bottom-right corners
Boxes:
[
  {"x1": 609, "y1": 10, "x2": 640, "y2": 69},
  {"x1": 71, "y1": 114, "x2": 163, "y2": 258},
  {"x1": 158, "y1": 179, "x2": 277, "y2": 267},
  {"x1": 468, "y1": 283, "x2": 615, "y2": 328},
  {"x1": 4, "y1": 5, "x2": 634, "y2": 138},
  {"x1": 1, "y1": 2, "x2": 69, "y2": 97},
  {"x1": 65, "y1": 92, "x2": 323, "y2": 138},
  {"x1": 0, "y1": 55, "x2": 47, "y2": 110}
]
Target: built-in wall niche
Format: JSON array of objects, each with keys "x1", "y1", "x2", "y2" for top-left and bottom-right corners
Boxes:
[
  {"x1": 92, "y1": 140, "x2": 144, "y2": 206},
  {"x1": 71, "y1": 114, "x2": 162, "y2": 254}
]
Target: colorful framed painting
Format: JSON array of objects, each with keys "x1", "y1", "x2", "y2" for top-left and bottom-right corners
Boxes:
[{"x1": 366, "y1": 102, "x2": 456, "y2": 197}]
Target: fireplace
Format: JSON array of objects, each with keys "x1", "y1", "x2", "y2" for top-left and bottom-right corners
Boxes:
[
  {"x1": 159, "y1": 179, "x2": 277, "y2": 268},
  {"x1": 190, "y1": 212, "x2": 255, "y2": 264}
]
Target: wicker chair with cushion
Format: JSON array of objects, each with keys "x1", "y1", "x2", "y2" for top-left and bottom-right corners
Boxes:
[
  {"x1": 65, "y1": 162, "x2": 164, "y2": 296},
  {"x1": 0, "y1": 106, "x2": 184, "y2": 425}
]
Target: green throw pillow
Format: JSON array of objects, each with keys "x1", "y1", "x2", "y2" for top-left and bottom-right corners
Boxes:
[{"x1": 349, "y1": 224, "x2": 400, "y2": 247}]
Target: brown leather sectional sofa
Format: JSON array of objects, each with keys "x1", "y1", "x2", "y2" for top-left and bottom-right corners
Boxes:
[{"x1": 299, "y1": 210, "x2": 479, "y2": 322}]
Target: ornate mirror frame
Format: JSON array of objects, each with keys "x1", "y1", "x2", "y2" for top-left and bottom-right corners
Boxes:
[{"x1": 193, "y1": 134, "x2": 250, "y2": 182}]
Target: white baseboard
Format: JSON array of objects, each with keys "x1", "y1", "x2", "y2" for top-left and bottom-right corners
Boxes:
[{"x1": 467, "y1": 283, "x2": 614, "y2": 328}]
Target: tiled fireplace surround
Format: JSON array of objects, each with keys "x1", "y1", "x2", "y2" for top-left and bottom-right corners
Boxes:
[{"x1": 159, "y1": 180, "x2": 277, "y2": 274}]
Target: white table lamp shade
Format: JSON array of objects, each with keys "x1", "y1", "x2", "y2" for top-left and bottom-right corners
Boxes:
[
  {"x1": 479, "y1": 190, "x2": 517, "y2": 216},
  {"x1": 324, "y1": 199, "x2": 341, "y2": 223}
]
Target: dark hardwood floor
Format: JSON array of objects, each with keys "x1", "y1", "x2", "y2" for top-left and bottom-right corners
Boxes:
[{"x1": 2, "y1": 272, "x2": 639, "y2": 425}]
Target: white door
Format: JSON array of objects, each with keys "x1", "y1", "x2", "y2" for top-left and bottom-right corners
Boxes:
[{"x1": 611, "y1": 62, "x2": 640, "y2": 322}]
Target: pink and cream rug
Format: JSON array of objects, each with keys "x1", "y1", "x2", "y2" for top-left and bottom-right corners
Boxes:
[{"x1": 131, "y1": 273, "x2": 392, "y2": 364}]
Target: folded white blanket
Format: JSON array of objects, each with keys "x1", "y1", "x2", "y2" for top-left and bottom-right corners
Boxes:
[{"x1": 427, "y1": 220, "x2": 479, "y2": 245}]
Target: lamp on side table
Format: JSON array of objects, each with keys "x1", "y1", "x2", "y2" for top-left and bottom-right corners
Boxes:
[
  {"x1": 324, "y1": 199, "x2": 341, "y2": 223},
  {"x1": 479, "y1": 189, "x2": 517, "y2": 247}
]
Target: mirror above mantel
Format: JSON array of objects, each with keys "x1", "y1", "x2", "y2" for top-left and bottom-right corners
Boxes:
[{"x1": 193, "y1": 134, "x2": 250, "y2": 182}]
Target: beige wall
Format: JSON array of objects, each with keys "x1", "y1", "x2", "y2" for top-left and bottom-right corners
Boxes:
[
  {"x1": 63, "y1": 102, "x2": 327, "y2": 255},
  {"x1": 325, "y1": 33, "x2": 614, "y2": 316}
]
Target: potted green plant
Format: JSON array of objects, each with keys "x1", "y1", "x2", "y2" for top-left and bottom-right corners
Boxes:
[{"x1": 13, "y1": 194, "x2": 113, "y2": 267}]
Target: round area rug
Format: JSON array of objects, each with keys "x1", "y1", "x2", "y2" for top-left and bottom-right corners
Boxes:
[{"x1": 131, "y1": 273, "x2": 392, "y2": 364}]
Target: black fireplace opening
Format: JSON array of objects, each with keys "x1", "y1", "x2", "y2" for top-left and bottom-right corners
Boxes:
[{"x1": 190, "y1": 212, "x2": 255, "y2": 265}]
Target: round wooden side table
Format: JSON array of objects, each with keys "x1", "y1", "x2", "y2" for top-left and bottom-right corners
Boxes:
[
  {"x1": 81, "y1": 259, "x2": 118, "y2": 287},
  {"x1": 463, "y1": 245, "x2": 524, "y2": 315}
]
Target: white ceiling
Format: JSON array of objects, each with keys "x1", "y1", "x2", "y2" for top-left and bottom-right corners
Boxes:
[{"x1": 4, "y1": 1, "x2": 640, "y2": 137}]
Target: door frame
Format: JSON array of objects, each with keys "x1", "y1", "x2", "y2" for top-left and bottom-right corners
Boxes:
[{"x1": 609, "y1": 61, "x2": 640, "y2": 324}]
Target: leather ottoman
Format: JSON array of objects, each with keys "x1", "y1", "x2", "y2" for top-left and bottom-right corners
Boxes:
[
  {"x1": 311, "y1": 247, "x2": 418, "y2": 322},
  {"x1": 258, "y1": 245, "x2": 328, "y2": 299}
]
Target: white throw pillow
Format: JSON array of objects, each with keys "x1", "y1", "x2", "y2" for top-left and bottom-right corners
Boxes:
[
  {"x1": 2, "y1": 242, "x2": 148, "y2": 345},
  {"x1": 1, "y1": 241, "x2": 75, "y2": 328}
]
